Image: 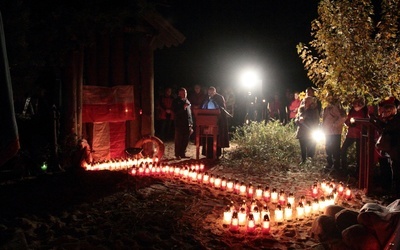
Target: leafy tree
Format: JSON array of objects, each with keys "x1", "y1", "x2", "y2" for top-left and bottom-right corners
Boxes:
[{"x1": 297, "y1": 0, "x2": 400, "y2": 106}]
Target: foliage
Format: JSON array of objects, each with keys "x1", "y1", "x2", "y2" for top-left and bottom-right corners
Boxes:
[
  {"x1": 297, "y1": 0, "x2": 400, "y2": 106},
  {"x1": 230, "y1": 121, "x2": 301, "y2": 167}
]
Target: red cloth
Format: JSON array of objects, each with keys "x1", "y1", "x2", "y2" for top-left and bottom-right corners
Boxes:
[
  {"x1": 82, "y1": 85, "x2": 135, "y2": 123},
  {"x1": 288, "y1": 99, "x2": 301, "y2": 119}
]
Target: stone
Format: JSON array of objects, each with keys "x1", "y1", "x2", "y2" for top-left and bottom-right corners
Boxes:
[
  {"x1": 335, "y1": 209, "x2": 359, "y2": 232},
  {"x1": 310, "y1": 215, "x2": 341, "y2": 242},
  {"x1": 342, "y1": 224, "x2": 380, "y2": 250}
]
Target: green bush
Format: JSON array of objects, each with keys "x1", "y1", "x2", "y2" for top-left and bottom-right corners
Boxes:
[{"x1": 230, "y1": 121, "x2": 301, "y2": 167}]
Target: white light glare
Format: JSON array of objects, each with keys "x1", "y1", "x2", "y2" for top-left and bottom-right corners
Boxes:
[{"x1": 312, "y1": 129, "x2": 325, "y2": 143}]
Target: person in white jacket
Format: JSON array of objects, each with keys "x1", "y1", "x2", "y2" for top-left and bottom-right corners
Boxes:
[{"x1": 322, "y1": 94, "x2": 347, "y2": 172}]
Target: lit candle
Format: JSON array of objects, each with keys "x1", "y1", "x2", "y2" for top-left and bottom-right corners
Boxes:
[
  {"x1": 197, "y1": 172, "x2": 203, "y2": 182},
  {"x1": 261, "y1": 205, "x2": 270, "y2": 221},
  {"x1": 144, "y1": 166, "x2": 150, "y2": 175},
  {"x1": 296, "y1": 202, "x2": 305, "y2": 220},
  {"x1": 312, "y1": 198, "x2": 319, "y2": 215},
  {"x1": 183, "y1": 167, "x2": 189, "y2": 178},
  {"x1": 131, "y1": 167, "x2": 137, "y2": 175},
  {"x1": 320, "y1": 179, "x2": 327, "y2": 193},
  {"x1": 253, "y1": 206, "x2": 260, "y2": 225},
  {"x1": 337, "y1": 182, "x2": 344, "y2": 195},
  {"x1": 255, "y1": 185, "x2": 263, "y2": 200},
  {"x1": 209, "y1": 174, "x2": 215, "y2": 186},
  {"x1": 271, "y1": 188, "x2": 278, "y2": 204},
  {"x1": 223, "y1": 205, "x2": 233, "y2": 226},
  {"x1": 250, "y1": 199, "x2": 257, "y2": 211},
  {"x1": 262, "y1": 214, "x2": 270, "y2": 233},
  {"x1": 221, "y1": 176, "x2": 227, "y2": 190},
  {"x1": 345, "y1": 185, "x2": 352, "y2": 200},
  {"x1": 247, "y1": 213, "x2": 256, "y2": 233},
  {"x1": 287, "y1": 192, "x2": 295, "y2": 205},
  {"x1": 226, "y1": 179, "x2": 234, "y2": 192},
  {"x1": 174, "y1": 166, "x2": 180, "y2": 177},
  {"x1": 263, "y1": 186, "x2": 271, "y2": 202},
  {"x1": 234, "y1": 179, "x2": 240, "y2": 194},
  {"x1": 275, "y1": 205, "x2": 284, "y2": 223},
  {"x1": 214, "y1": 175, "x2": 221, "y2": 189},
  {"x1": 238, "y1": 207, "x2": 247, "y2": 226},
  {"x1": 312, "y1": 183, "x2": 318, "y2": 198},
  {"x1": 239, "y1": 182, "x2": 247, "y2": 196},
  {"x1": 230, "y1": 211, "x2": 239, "y2": 232},
  {"x1": 284, "y1": 203, "x2": 293, "y2": 221},
  {"x1": 247, "y1": 183, "x2": 254, "y2": 198},
  {"x1": 304, "y1": 201, "x2": 312, "y2": 217},
  {"x1": 203, "y1": 172, "x2": 209, "y2": 184},
  {"x1": 278, "y1": 190, "x2": 286, "y2": 205},
  {"x1": 319, "y1": 196, "x2": 326, "y2": 213}
]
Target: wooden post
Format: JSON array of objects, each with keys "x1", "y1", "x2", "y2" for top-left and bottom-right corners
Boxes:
[{"x1": 357, "y1": 118, "x2": 377, "y2": 195}]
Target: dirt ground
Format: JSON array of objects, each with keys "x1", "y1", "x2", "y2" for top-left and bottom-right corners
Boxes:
[{"x1": 0, "y1": 141, "x2": 387, "y2": 249}]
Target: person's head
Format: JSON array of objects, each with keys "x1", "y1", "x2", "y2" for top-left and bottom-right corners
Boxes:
[
  {"x1": 178, "y1": 87, "x2": 187, "y2": 99},
  {"x1": 306, "y1": 87, "x2": 315, "y2": 97},
  {"x1": 352, "y1": 97, "x2": 365, "y2": 111},
  {"x1": 194, "y1": 84, "x2": 201, "y2": 93},
  {"x1": 208, "y1": 86, "x2": 217, "y2": 97},
  {"x1": 304, "y1": 96, "x2": 316, "y2": 110},
  {"x1": 294, "y1": 92, "x2": 300, "y2": 100},
  {"x1": 165, "y1": 87, "x2": 172, "y2": 96},
  {"x1": 379, "y1": 97, "x2": 397, "y2": 118}
]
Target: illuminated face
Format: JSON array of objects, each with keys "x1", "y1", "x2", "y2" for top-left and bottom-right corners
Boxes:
[
  {"x1": 178, "y1": 89, "x2": 187, "y2": 99},
  {"x1": 208, "y1": 88, "x2": 216, "y2": 97}
]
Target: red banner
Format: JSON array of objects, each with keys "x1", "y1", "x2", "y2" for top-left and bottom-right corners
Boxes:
[{"x1": 82, "y1": 85, "x2": 135, "y2": 123}]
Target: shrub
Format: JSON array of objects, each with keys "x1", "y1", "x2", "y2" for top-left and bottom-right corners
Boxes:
[{"x1": 230, "y1": 120, "x2": 301, "y2": 168}]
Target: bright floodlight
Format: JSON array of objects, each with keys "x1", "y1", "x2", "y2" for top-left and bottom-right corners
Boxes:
[
  {"x1": 240, "y1": 70, "x2": 260, "y2": 90},
  {"x1": 312, "y1": 129, "x2": 325, "y2": 144}
]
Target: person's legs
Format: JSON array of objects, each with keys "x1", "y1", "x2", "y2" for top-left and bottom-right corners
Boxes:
[
  {"x1": 340, "y1": 137, "x2": 354, "y2": 170},
  {"x1": 332, "y1": 134, "x2": 342, "y2": 169},
  {"x1": 307, "y1": 139, "x2": 317, "y2": 159},
  {"x1": 325, "y1": 135, "x2": 334, "y2": 168},
  {"x1": 299, "y1": 138, "x2": 307, "y2": 163}
]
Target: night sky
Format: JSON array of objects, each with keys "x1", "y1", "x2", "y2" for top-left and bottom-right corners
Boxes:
[{"x1": 154, "y1": 0, "x2": 319, "y2": 97}]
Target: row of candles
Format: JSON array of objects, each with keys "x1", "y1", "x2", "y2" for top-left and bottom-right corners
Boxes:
[
  {"x1": 86, "y1": 158, "x2": 353, "y2": 203},
  {"x1": 223, "y1": 195, "x2": 338, "y2": 233},
  {"x1": 84, "y1": 157, "x2": 160, "y2": 171},
  {"x1": 128, "y1": 162, "x2": 352, "y2": 202}
]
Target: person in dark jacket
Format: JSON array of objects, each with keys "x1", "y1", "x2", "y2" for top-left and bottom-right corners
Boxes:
[
  {"x1": 201, "y1": 86, "x2": 230, "y2": 158},
  {"x1": 295, "y1": 96, "x2": 320, "y2": 165},
  {"x1": 172, "y1": 88, "x2": 193, "y2": 159},
  {"x1": 341, "y1": 97, "x2": 369, "y2": 175}
]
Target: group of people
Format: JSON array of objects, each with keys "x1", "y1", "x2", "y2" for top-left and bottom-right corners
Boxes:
[
  {"x1": 293, "y1": 87, "x2": 400, "y2": 197},
  {"x1": 155, "y1": 85, "x2": 230, "y2": 160}
]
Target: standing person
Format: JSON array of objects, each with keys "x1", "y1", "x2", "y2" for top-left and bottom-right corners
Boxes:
[
  {"x1": 188, "y1": 84, "x2": 207, "y2": 109},
  {"x1": 172, "y1": 88, "x2": 193, "y2": 160},
  {"x1": 268, "y1": 92, "x2": 282, "y2": 122},
  {"x1": 295, "y1": 96, "x2": 320, "y2": 165},
  {"x1": 157, "y1": 87, "x2": 174, "y2": 141},
  {"x1": 375, "y1": 97, "x2": 400, "y2": 197},
  {"x1": 201, "y1": 86, "x2": 230, "y2": 158},
  {"x1": 322, "y1": 94, "x2": 347, "y2": 172},
  {"x1": 340, "y1": 97, "x2": 369, "y2": 176},
  {"x1": 288, "y1": 91, "x2": 301, "y2": 123},
  {"x1": 223, "y1": 86, "x2": 236, "y2": 131},
  {"x1": 304, "y1": 87, "x2": 322, "y2": 116}
]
